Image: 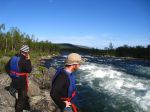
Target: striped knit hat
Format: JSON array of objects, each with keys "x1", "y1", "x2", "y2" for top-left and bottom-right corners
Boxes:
[{"x1": 20, "y1": 45, "x2": 29, "y2": 52}]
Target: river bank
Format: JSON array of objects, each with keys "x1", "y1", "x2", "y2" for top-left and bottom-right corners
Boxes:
[{"x1": 1, "y1": 54, "x2": 149, "y2": 112}]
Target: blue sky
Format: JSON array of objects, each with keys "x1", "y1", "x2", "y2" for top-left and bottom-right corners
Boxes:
[{"x1": 0, "y1": 0, "x2": 150, "y2": 49}]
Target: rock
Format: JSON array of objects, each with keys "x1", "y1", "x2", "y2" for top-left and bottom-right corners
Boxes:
[
  {"x1": 48, "y1": 67, "x2": 56, "y2": 78},
  {"x1": 28, "y1": 80, "x2": 41, "y2": 97},
  {"x1": 30, "y1": 66, "x2": 56, "y2": 90},
  {"x1": 31, "y1": 90, "x2": 56, "y2": 112},
  {"x1": 0, "y1": 73, "x2": 11, "y2": 86},
  {"x1": 48, "y1": 67, "x2": 56, "y2": 88},
  {"x1": 0, "y1": 74, "x2": 15, "y2": 112},
  {"x1": 31, "y1": 67, "x2": 41, "y2": 76},
  {"x1": 0, "y1": 64, "x2": 57, "y2": 112},
  {"x1": 30, "y1": 96, "x2": 43, "y2": 105}
]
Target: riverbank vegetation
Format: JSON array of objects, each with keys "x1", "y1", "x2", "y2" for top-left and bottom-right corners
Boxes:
[
  {"x1": 0, "y1": 24, "x2": 60, "y2": 73},
  {"x1": 57, "y1": 43, "x2": 150, "y2": 60},
  {"x1": 0, "y1": 24, "x2": 60, "y2": 58},
  {"x1": 0, "y1": 23, "x2": 150, "y2": 73}
]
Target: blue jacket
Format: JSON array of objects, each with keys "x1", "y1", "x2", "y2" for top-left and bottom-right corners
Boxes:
[{"x1": 5, "y1": 54, "x2": 32, "y2": 89}]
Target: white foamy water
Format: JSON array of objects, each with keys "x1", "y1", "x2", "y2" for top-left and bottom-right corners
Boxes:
[{"x1": 79, "y1": 62, "x2": 150, "y2": 111}]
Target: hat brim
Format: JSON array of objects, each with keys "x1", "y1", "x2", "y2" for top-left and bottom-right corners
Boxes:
[{"x1": 65, "y1": 58, "x2": 85, "y2": 65}]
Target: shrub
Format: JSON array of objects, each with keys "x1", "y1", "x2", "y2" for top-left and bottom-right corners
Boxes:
[
  {"x1": 33, "y1": 73, "x2": 43, "y2": 78},
  {"x1": 38, "y1": 66, "x2": 47, "y2": 73},
  {"x1": 0, "y1": 52, "x2": 3, "y2": 58},
  {"x1": 6, "y1": 51, "x2": 16, "y2": 57},
  {"x1": 0, "y1": 56, "x2": 10, "y2": 73}
]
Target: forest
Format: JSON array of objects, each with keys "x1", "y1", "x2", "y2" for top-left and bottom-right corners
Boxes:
[
  {"x1": 0, "y1": 24, "x2": 60, "y2": 57},
  {"x1": 0, "y1": 24, "x2": 150, "y2": 60}
]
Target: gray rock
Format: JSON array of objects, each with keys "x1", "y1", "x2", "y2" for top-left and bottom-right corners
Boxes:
[
  {"x1": 30, "y1": 91, "x2": 57, "y2": 112},
  {"x1": 28, "y1": 80, "x2": 41, "y2": 97},
  {"x1": 0, "y1": 74, "x2": 15, "y2": 112},
  {"x1": 30, "y1": 66, "x2": 56, "y2": 90},
  {"x1": 0, "y1": 67, "x2": 57, "y2": 112}
]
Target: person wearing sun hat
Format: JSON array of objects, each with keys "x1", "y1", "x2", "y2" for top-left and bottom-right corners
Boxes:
[
  {"x1": 50, "y1": 53, "x2": 84, "y2": 112},
  {"x1": 5, "y1": 45, "x2": 32, "y2": 112}
]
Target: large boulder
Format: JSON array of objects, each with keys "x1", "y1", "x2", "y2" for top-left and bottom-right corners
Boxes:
[
  {"x1": 30, "y1": 90, "x2": 57, "y2": 112},
  {"x1": 30, "y1": 66, "x2": 56, "y2": 90},
  {"x1": 0, "y1": 66, "x2": 57, "y2": 112},
  {"x1": 28, "y1": 79, "x2": 41, "y2": 97},
  {"x1": 0, "y1": 74, "x2": 56, "y2": 112},
  {"x1": 0, "y1": 73, "x2": 15, "y2": 112}
]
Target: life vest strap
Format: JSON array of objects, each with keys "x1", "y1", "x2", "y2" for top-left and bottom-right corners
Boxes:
[
  {"x1": 71, "y1": 103, "x2": 78, "y2": 112},
  {"x1": 10, "y1": 71, "x2": 27, "y2": 76},
  {"x1": 10, "y1": 71, "x2": 29, "y2": 91},
  {"x1": 61, "y1": 91, "x2": 78, "y2": 112},
  {"x1": 61, "y1": 98, "x2": 78, "y2": 112},
  {"x1": 71, "y1": 91, "x2": 76, "y2": 98}
]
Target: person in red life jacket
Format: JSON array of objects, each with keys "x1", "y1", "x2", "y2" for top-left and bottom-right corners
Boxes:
[
  {"x1": 50, "y1": 53, "x2": 84, "y2": 112},
  {"x1": 5, "y1": 45, "x2": 32, "y2": 112}
]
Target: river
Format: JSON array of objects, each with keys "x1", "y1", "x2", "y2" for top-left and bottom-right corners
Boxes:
[{"x1": 45, "y1": 55, "x2": 150, "y2": 112}]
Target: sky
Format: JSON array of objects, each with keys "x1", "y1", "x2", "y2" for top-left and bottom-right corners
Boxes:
[{"x1": 0, "y1": 0, "x2": 150, "y2": 49}]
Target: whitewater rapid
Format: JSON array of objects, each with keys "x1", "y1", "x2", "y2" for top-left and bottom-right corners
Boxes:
[
  {"x1": 78, "y1": 61, "x2": 150, "y2": 112},
  {"x1": 45, "y1": 55, "x2": 150, "y2": 112}
]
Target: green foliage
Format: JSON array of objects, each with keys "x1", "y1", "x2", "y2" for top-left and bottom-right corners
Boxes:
[
  {"x1": 6, "y1": 51, "x2": 17, "y2": 57},
  {"x1": 30, "y1": 51, "x2": 50, "y2": 65},
  {"x1": 0, "y1": 23, "x2": 149, "y2": 60},
  {"x1": 0, "y1": 56, "x2": 10, "y2": 73},
  {"x1": 0, "y1": 24, "x2": 60, "y2": 56},
  {"x1": 38, "y1": 66, "x2": 47, "y2": 72},
  {"x1": 33, "y1": 73, "x2": 43, "y2": 78},
  {"x1": 0, "y1": 63, "x2": 5, "y2": 73},
  {"x1": 115, "y1": 45, "x2": 150, "y2": 59},
  {"x1": 0, "y1": 52, "x2": 3, "y2": 58}
]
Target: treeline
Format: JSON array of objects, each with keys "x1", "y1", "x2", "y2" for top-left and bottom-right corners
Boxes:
[
  {"x1": 58, "y1": 43, "x2": 150, "y2": 60},
  {"x1": 0, "y1": 24, "x2": 149, "y2": 60},
  {"x1": 115, "y1": 45, "x2": 150, "y2": 59},
  {"x1": 56, "y1": 43, "x2": 105, "y2": 55},
  {"x1": 0, "y1": 24, "x2": 60, "y2": 57}
]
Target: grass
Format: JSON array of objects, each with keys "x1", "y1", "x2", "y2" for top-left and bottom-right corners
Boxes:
[
  {"x1": 0, "y1": 56, "x2": 10, "y2": 73},
  {"x1": 38, "y1": 66, "x2": 47, "y2": 72},
  {"x1": 33, "y1": 73, "x2": 43, "y2": 78}
]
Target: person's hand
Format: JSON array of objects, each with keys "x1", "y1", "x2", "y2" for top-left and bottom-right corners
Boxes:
[
  {"x1": 25, "y1": 53, "x2": 30, "y2": 60},
  {"x1": 27, "y1": 54, "x2": 30, "y2": 59},
  {"x1": 64, "y1": 101, "x2": 71, "y2": 107}
]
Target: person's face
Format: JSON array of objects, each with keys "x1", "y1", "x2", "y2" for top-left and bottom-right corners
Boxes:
[
  {"x1": 73, "y1": 64, "x2": 81, "y2": 71},
  {"x1": 21, "y1": 51, "x2": 28, "y2": 57}
]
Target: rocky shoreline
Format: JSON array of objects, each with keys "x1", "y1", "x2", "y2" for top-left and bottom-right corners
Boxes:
[{"x1": 0, "y1": 56, "x2": 59, "y2": 112}]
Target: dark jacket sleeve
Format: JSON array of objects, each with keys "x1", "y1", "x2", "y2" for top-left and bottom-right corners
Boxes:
[
  {"x1": 5, "y1": 54, "x2": 32, "y2": 74},
  {"x1": 26, "y1": 60, "x2": 32, "y2": 73},
  {"x1": 50, "y1": 73, "x2": 69, "y2": 109},
  {"x1": 19, "y1": 58, "x2": 32, "y2": 73}
]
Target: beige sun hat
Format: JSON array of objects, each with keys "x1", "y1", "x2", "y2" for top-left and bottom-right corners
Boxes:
[{"x1": 65, "y1": 53, "x2": 84, "y2": 65}]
